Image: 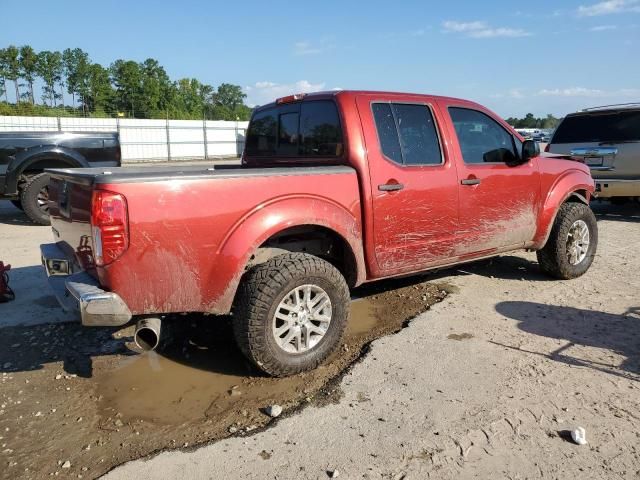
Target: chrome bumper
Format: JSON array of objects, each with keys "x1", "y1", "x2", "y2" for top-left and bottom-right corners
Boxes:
[{"x1": 40, "y1": 243, "x2": 132, "y2": 326}]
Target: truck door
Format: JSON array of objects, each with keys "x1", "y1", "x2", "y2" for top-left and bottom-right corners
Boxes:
[
  {"x1": 355, "y1": 95, "x2": 459, "y2": 275},
  {"x1": 442, "y1": 103, "x2": 541, "y2": 256}
]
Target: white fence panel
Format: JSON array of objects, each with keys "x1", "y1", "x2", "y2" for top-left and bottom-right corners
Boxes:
[
  {"x1": 119, "y1": 118, "x2": 168, "y2": 161},
  {"x1": 0, "y1": 115, "x2": 249, "y2": 162},
  {"x1": 0, "y1": 115, "x2": 59, "y2": 131},
  {"x1": 168, "y1": 119, "x2": 205, "y2": 159},
  {"x1": 59, "y1": 117, "x2": 118, "y2": 132}
]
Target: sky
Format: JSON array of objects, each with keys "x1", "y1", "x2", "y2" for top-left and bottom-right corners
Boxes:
[{"x1": 1, "y1": 0, "x2": 639, "y2": 117}]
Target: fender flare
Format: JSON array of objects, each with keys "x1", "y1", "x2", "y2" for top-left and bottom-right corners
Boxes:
[
  {"x1": 204, "y1": 195, "x2": 366, "y2": 314},
  {"x1": 532, "y1": 168, "x2": 594, "y2": 248},
  {"x1": 5, "y1": 146, "x2": 89, "y2": 194}
]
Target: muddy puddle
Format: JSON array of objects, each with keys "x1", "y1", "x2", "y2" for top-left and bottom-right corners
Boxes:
[
  {"x1": 98, "y1": 299, "x2": 382, "y2": 427},
  {"x1": 0, "y1": 278, "x2": 448, "y2": 480}
]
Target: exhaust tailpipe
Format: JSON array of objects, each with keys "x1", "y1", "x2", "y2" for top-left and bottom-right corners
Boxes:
[{"x1": 134, "y1": 317, "x2": 162, "y2": 351}]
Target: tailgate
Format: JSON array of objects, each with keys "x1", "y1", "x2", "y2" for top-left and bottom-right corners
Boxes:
[{"x1": 47, "y1": 172, "x2": 97, "y2": 274}]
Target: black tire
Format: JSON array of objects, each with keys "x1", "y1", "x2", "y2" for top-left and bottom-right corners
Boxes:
[
  {"x1": 10, "y1": 199, "x2": 23, "y2": 211},
  {"x1": 20, "y1": 173, "x2": 51, "y2": 225},
  {"x1": 536, "y1": 202, "x2": 598, "y2": 279},
  {"x1": 233, "y1": 252, "x2": 350, "y2": 377}
]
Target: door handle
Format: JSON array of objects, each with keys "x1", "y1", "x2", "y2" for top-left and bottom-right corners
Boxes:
[
  {"x1": 461, "y1": 178, "x2": 481, "y2": 186},
  {"x1": 378, "y1": 182, "x2": 404, "y2": 192}
]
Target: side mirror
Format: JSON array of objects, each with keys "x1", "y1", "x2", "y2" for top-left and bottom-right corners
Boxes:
[{"x1": 521, "y1": 139, "x2": 540, "y2": 162}]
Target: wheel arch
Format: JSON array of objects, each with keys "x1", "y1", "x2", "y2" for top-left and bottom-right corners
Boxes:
[
  {"x1": 5, "y1": 147, "x2": 89, "y2": 194},
  {"x1": 204, "y1": 196, "x2": 366, "y2": 314},
  {"x1": 533, "y1": 169, "x2": 594, "y2": 249}
]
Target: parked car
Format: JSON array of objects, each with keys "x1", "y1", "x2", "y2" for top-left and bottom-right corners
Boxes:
[
  {"x1": 40, "y1": 90, "x2": 597, "y2": 377},
  {"x1": 0, "y1": 131, "x2": 121, "y2": 224},
  {"x1": 546, "y1": 103, "x2": 640, "y2": 203}
]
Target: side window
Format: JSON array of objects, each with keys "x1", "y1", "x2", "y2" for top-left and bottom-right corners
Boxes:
[
  {"x1": 372, "y1": 103, "x2": 402, "y2": 164},
  {"x1": 448, "y1": 107, "x2": 517, "y2": 164},
  {"x1": 394, "y1": 104, "x2": 442, "y2": 165},
  {"x1": 372, "y1": 102, "x2": 442, "y2": 165}
]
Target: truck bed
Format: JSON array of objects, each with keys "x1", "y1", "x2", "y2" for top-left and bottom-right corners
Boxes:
[{"x1": 47, "y1": 164, "x2": 361, "y2": 316}]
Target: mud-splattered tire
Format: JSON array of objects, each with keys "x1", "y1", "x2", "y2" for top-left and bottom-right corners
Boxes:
[
  {"x1": 20, "y1": 173, "x2": 51, "y2": 225},
  {"x1": 233, "y1": 252, "x2": 350, "y2": 377},
  {"x1": 537, "y1": 202, "x2": 597, "y2": 279}
]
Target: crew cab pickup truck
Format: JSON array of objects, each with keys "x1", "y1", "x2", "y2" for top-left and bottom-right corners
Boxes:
[
  {"x1": 41, "y1": 91, "x2": 597, "y2": 377},
  {"x1": 0, "y1": 131, "x2": 121, "y2": 224}
]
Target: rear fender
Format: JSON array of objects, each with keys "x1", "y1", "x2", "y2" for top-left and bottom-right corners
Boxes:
[
  {"x1": 5, "y1": 146, "x2": 89, "y2": 194},
  {"x1": 205, "y1": 195, "x2": 365, "y2": 314},
  {"x1": 533, "y1": 168, "x2": 594, "y2": 248}
]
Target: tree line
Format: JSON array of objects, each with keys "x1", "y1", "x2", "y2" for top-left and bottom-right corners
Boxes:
[
  {"x1": 505, "y1": 113, "x2": 561, "y2": 129},
  {"x1": 0, "y1": 45, "x2": 252, "y2": 120}
]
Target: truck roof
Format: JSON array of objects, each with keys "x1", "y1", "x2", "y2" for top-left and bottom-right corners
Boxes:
[
  {"x1": 253, "y1": 90, "x2": 480, "y2": 113},
  {"x1": 575, "y1": 102, "x2": 640, "y2": 115}
]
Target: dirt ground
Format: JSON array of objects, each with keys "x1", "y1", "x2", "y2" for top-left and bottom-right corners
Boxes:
[{"x1": 1, "y1": 200, "x2": 640, "y2": 480}]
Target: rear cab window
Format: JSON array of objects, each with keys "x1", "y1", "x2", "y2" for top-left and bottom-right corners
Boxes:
[
  {"x1": 245, "y1": 100, "x2": 344, "y2": 160},
  {"x1": 552, "y1": 110, "x2": 640, "y2": 143},
  {"x1": 371, "y1": 102, "x2": 443, "y2": 166}
]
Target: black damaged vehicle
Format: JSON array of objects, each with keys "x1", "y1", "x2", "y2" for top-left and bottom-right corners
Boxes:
[{"x1": 0, "y1": 131, "x2": 120, "y2": 224}]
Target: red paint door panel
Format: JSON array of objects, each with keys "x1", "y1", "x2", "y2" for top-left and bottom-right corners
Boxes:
[
  {"x1": 356, "y1": 94, "x2": 459, "y2": 274},
  {"x1": 442, "y1": 103, "x2": 541, "y2": 256}
]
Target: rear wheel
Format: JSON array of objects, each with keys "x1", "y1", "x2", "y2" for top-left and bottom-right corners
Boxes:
[
  {"x1": 537, "y1": 202, "x2": 598, "y2": 279},
  {"x1": 20, "y1": 173, "x2": 51, "y2": 225},
  {"x1": 233, "y1": 252, "x2": 350, "y2": 377}
]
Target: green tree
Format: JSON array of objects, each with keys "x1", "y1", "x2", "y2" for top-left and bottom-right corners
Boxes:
[
  {"x1": 36, "y1": 50, "x2": 63, "y2": 106},
  {"x1": 19, "y1": 45, "x2": 38, "y2": 104},
  {"x1": 63, "y1": 48, "x2": 90, "y2": 110},
  {"x1": 4, "y1": 45, "x2": 21, "y2": 103},
  {"x1": 542, "y1": 114, "x2": 560, "y2": 129},
  {"x1": 173, "y1": 78, "x2": 205, "y2": 118},
  {"x1": 86, "y1": 63, "x2": 113, "y2": 114},
  {"x1": 110, "y1": 59, "x2": 142, "y2": 116},
  {"x1": 0, "y1": 48, "x2": 8, "y2": 102},
  {"x1": 139, "y1": 58, "x2": 172, "y2": 116},
  {"x1": 213, "y1": 83, "x2": 246, "y2": 110}
]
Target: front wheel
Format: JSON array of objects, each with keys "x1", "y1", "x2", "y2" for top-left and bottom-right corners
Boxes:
[
  {"x1": 233, "y1": 252, "x2": 350, "y2": 377},
  {"x1": 536, "y1": 202, "x2": 598, "y2": 279}
]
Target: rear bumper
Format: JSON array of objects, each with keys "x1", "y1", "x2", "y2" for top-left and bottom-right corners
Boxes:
[
  {"x1": 593, "y1": 178, "x2": 640, "y2": 198},
  {"x1": 40, "y1": 243, "x2": 132, "y2": 326}
]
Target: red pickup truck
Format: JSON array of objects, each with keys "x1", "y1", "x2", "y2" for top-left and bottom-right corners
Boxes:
[{"x1": 41, "y1": 90, "x2": 597, "y2": 376}]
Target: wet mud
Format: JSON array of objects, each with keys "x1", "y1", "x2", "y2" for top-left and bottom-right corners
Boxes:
[{"x1": 0, "y1": 277, "x2": 448, "y2": 479}]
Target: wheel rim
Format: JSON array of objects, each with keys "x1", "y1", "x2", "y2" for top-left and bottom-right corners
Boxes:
[
  {"x1": 272, "y1": 284, "x2": 332, "y2": 354},
  {"x1": 566, "y1": 219, "x2": 590, "y2": 265},
  {"x1": 37, "y1": 186, "x2": 50, "y2": 215}
]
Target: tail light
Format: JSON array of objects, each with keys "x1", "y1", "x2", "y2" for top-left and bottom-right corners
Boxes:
[
  {"x1": 91, "y1": 190, "x2": 129, "y2": 266},
  {"x1": 544, "y1": 143, "x2": 550, "y2": 153}
]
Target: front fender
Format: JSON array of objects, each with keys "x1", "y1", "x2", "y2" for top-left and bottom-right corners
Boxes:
[
  {"x1": 203, "y1": 195, "x2": 365, "y2": 314},
  {"x1": 5, "y1": 146, "x2": 89, "y2": 194},
  {"x1": 532, "y1": 167, "x2": 594, "y2": 248}
]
